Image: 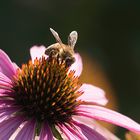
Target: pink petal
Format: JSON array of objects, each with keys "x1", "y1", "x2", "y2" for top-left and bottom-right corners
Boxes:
[
  {"x1": 77, "y1": 105, "x2": 140, "y2": 134},
  {"x1": 0, "y1": 82, "x2": 12, "y2": 92},
  {"x1": 0, "y1": 99, "x2": 14, "y2": 106},
  {"x1": 13, "y1": 62, "x2": 19, "y2": 70},
  {"x1": 0, "y1": 72, "x2": 12, "y2": 84},
  {"x1": 0, "y1": 72, "x2": 13, "y2": 92},
  {"x1": 0, "y1": 90, "x2": 13, "y2": 97},
  {"x1": 0, "y1": 106, "x2": 19, "y2": 115},
  {"x1": 77, "y1": 84, "x2": 108, "y2": 105},
  {"x1": 39, "y1": 122, "x2": 54, "y2": 140},
  {"x1": 0, "y1": 116, "x2": 25, "y2": 139},
  {"x1": 73, "y1": 116, "x2": 119, "y2": 140},
  {"x1": 30, "y1": 46, "x2": 47, "y2": 62},
  {"x1": 0, "y1": 107, "x2": 20, "y2": 122},
  {"x1": 72, "y1": 120, "x2": 106, "y2": 140},
  {"x1": 58, "y1": 124, "x2": 85, "y2": 140},
  {"x1": 15, "y1": 119, "x2": 36, "y2": 140},
  {"x1": 68, "y1": 53, "x2": 83, "y2": 77},
  {"x1": 0, "y1": 49, "x2": 16, "y2": 79}
]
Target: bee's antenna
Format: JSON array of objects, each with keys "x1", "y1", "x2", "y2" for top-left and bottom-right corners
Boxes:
[
  {"x1": 68, "y1": 31, "x2": 78, "y2": 48},
  {"x1": 50, "y1": 28, "x2": 62, "y2": 44}
]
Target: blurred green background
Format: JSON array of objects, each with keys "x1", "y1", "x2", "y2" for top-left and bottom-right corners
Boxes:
[{"x1": 0, "y1": 1, "x2": 140, "y2": 138}]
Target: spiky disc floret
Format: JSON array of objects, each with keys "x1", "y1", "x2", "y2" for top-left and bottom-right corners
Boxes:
[{"x1": 12, "y1": 56, "x2": 82, "y2": 124}]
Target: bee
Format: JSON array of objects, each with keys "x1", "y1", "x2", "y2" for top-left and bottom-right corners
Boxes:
[{"x1": 45, "y1": 28, "x2": 78, "y2": 67}]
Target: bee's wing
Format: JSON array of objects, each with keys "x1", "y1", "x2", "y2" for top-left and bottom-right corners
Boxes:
[
  {"x1": 50, "y1": 28, "x2": 62, "y2": 44},
  {"x1": 68, "y1": 31, "x2": 78, "y2": 48}
]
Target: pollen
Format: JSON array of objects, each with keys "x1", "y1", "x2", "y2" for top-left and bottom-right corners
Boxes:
[{"x1": 12, "y1": 56, "x2": 82, "y2": 124}]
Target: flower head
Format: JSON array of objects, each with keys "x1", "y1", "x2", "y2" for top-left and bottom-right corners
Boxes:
[
  {"x1": 0, "y1": 30, "x2": 140, "y2": 140},
  {"x1": 12, "y1": 55, "x2": 82, "y2": 124}
]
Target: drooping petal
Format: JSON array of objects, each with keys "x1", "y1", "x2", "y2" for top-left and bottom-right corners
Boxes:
[
  {"x1": 30, "y1": 46, "x2": 47, "y2": 62},
  {"x1": 15, "y1": 119, "x2": 36, "y2": 140},
  {"x1": 0, "y1": 49, "x2": 16, "y2": 79},
  {"x1": 39, "y1": 122, "x2": 54, "y2": 140},
  {"x1": 0, "y1": 90, "x2": 13, "y2": 97},
  {"x1": 0, "y1": 81, "x2": 12, "y2": 91},
  {"x1": 58, "y1": 124, "x2": 86, "y2": 140},
  {"x1": 0, "y1": 106, "x2": 19, "y2": 116},
  {"x1": 73, "y1": 116, "x2": 120, "y2": 140},
  {"x1": 77, "y1": 84, "x2": 108, "y2": 105},
  {"x1": 69, "y1": 53, "x2": 83, "y2": 77},
  {"x1": 72, "y1": 120, "x2": 106, "y2": 140},
  {"x1": 77, "y1": 105, "x2": 140, "y2": 134},
  {"x1": 0, "y1": 72, "x2": 13, "y2": 92},
  {"x1": 0, "y1": 72, "x2": 12, "y2": 84},
  {"x1": 0, "y1": 107, "x2": 20, "y2": 122},
  {"x1": 0, "y1": 116, "x2": 25, "y2": 140},
  {"x1": 0, "y1": 99, "x2": 14, "y2": 107}
]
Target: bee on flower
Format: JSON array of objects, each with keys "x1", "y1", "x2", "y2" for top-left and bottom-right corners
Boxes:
[
  {"x1": 45, "y1": 28, "x2": 77, "y2": 67},
  {"x1": 0, "y1": 29, "x2": 140, "y2": 140}
]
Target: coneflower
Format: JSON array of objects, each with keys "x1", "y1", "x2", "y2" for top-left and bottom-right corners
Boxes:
[{"x1": 0, "y1": 30, "x2": 140, "y2": 140}]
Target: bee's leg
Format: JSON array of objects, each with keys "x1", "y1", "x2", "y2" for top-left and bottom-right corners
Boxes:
[
  {"x1": 45, "y1": 48, "x2": 59, "y2": 58},
  {"x1": 56, "y1": 54, "x2": 62, "y2": 64}
]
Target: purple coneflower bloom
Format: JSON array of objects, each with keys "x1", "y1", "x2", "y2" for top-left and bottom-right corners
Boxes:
[{"x1": 0, "y1": 46, "x2": 140, "y2": 140}]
